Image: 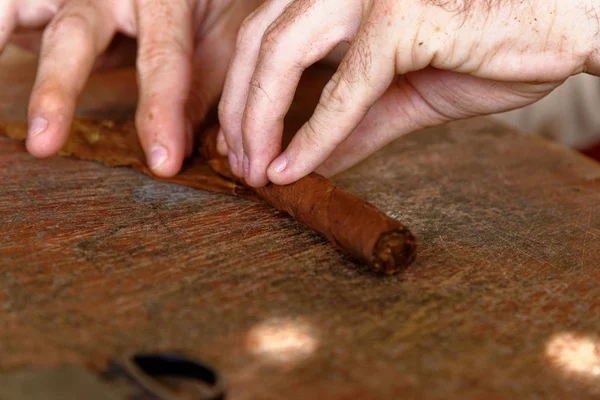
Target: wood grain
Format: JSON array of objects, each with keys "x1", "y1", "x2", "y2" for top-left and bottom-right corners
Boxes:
[{"x1": 2, "y1": 46, "x2": 600, "y2": 399}]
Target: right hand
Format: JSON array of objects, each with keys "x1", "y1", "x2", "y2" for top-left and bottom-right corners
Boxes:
[{"x1": 218, "y1": 0, "x2": 600, "y2": 188}]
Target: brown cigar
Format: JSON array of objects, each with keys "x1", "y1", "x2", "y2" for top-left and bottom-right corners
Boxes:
[
  {"x1": 0, "y1": 119, "x2": 417, "y2": 274},
  {"x1": 200, "y1": 127, "x2": 417, "y2": 274}
]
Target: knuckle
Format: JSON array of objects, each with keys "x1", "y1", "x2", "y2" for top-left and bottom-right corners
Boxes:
[
  {"x1": 236, "y1": 15, "x2": 261, "y2": 51},
  {"x1": 319, "y1": 76, "x2": 351, "y2": 114},
  {"x1": 141, "y1": 33, "x2": 188, "y2": 60},
  {"x1": 301, "y1": 119, "x2": 326, "y2": 150},
  {"x1": 31, "y1": 84, "x2": 69, "y2": 114},
  {"x1": 318, "y1": 66, "x2": 372, "y2": 116},
  {"x1": 262, "y1": 22, "x2": 283, "y2": 48},
  {"x1": 136, "y1": 1, "x2": 192, "y2": 74},
  {"x1": 248, "y1": 78, "x2": 272, "y2": 103},
  {"x1": 343, "y1": 40, "x2": 372, "y2": 81},
  {"x1": 43, "y1": 11, "x2": 91, "y2": 42},
  {"x1": 137, "y1": 37, "x2": 189, "y2": 77},
  {"x1": 261, "y1": 21, "x2": 293, "y2": 56}
]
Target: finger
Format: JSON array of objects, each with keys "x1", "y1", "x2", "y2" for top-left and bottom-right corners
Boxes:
[
  {"x1": 267, "y1": 19, "x2": 396, "y2": 185},
  {"x1": 26, "y1": 1, "x2": 116, "y2": 158},
  {"x1": 135, "y1": 0, "x2": 194, "y2": 177},
  {"x1": 218, "y1": 0, "x2": 293, "y2": 177},
  {"x1": 241, "y1": 0, "x2": 362, "y2": 187},
  {"x1": 0, "y1": 0, "x2": 18, "y2": 53},
  {"x1": 16, "y1": 0, "x2": 59, "y2": 29},
  {"x1": 317, "y1": 69, "x2": 559, "y2": 177},
  {"x1": 315, "y1": 73, "x2": 447, "y2": 177}
]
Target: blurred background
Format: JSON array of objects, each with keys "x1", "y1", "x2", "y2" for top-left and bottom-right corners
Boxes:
[{"x1": 494, "y1": 74, "x2": 600, "y2": 161}]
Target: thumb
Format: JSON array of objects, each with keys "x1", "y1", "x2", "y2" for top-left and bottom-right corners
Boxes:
[{"x1": 317, "y1": 68, "x2": 560, "y2": 177}]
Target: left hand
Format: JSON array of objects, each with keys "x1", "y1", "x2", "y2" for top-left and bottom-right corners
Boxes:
[{"x1": 1, "y1": 0, "x2": 262, "y2": 177}]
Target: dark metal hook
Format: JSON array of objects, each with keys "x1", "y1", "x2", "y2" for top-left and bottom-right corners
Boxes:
[{"x1": 119, "y1": 352, "x2": 225, "y2": 400}]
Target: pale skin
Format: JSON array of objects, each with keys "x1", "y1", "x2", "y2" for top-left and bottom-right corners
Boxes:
[
  {"x1": 219, "y1": 0, "x2": 600, "y2": 187},
  {"x1": 2, "y1": 0, "x2": 600, "y2": 186},
  {"x1": 0, "y1": 0, "x2": 262, "y2": 177}
]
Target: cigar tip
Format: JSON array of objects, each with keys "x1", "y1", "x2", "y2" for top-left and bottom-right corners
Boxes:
[{"x1": 372, "y1": 228, "x2": 417, "y2": 275}]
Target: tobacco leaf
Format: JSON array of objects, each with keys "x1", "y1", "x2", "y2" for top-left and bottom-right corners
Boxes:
[
  {"x1": 0, "y1": 118, "x2": 417, "y2": 274},
  {"x1": 0, "y1": 119, "x2": 254, "y2": 199},
  {"x1": 0, "y1": 58, "x2": 418, "y2": 273}
]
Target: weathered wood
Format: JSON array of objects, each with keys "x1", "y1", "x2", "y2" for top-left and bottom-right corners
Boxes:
[{"x1": 1, "y1": 46, "x2": 600, "y2": 399}]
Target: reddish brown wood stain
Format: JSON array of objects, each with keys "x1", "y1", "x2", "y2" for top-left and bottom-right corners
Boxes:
[{"x1": 2, "y1": 46, "x2": 600, "y2": 399}]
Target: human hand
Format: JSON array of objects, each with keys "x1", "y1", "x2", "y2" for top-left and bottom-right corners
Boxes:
[
  {"x1": 0, "y1": 0, "x2": 262, "y2": 177},
  {"x1": 218, "y1": 0, "x2": 600, "y2": 187}
]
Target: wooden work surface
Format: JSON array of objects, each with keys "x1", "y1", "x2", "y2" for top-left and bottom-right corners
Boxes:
[{"x1": 1, "y1": 47, "x2": 600, "y2": 399}]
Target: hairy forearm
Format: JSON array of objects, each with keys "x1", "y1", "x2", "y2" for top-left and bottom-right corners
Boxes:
[{"x1": 321, "y1": 0, "x2": 600, "y2": 78}]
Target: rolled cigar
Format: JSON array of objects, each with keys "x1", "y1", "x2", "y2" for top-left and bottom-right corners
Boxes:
[
  {"x1": 201, "y1": 127, "x2": 417, "y2": 275},
  {"x1": 0, "y1": 119, "x2": 417, "y2": 274}
]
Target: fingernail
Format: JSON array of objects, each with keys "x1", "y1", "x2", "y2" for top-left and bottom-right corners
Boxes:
[
  {"x1": 149, "y1": 145, "x2": 168, "y2": 170},
  {"x1": 270, "y1": 153, "x2": 288, "y2": 174},
  {"x1": 28, "y1": 116, "x2": 48, "y2": 138},
  {"x1": 242, "y1": 154, "x2": 249, "y2": 177}
]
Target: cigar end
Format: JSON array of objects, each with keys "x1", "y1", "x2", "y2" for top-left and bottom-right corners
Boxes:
[{"x1": 372, "y1": 228, "x2": 417, "y2": 275}]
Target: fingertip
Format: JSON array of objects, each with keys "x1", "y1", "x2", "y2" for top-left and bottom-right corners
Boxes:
[
  {"x1": 25, "y1": 114, "x2": 67, "y2": 158},
  {"x1": 27, "y1": 116, "x2": 49, "y2": 139},
  {"x1": 267, "y1": 153, "x2": 301, "y2": 185},
  {"x1": 246, "y1": 177, "x2": 270, "y2": 188},
  {"x1": 147, "y1": 144, "x2": 184, "y2": 178},
  {"x1": 218, "y1": 121, "x2": 244, "y2": 174},
  {"x1": 243, "y1": 151, "x2": 275, "y2": 188},
  {"x1": 27, "y1": 69, "x2": 80, "y2": 156},
  {"x1": 267, "y1": 170, "x2": 294, "y2": 186},
  {"x1": 135, "y1": 103, "x2": 188, "y2": 178},
  {"x1": 245, "y1": 169, "x2": 270, "y2": 188},
  {"x1": 264, "y1": 153, "x2": 287, "y2": 185},
  {"x1": 268, "y1": 153, "x2": 288, "y2": 175},
  {"x1": 148, "y1": 145, "x2": 168, "y2": 170}
]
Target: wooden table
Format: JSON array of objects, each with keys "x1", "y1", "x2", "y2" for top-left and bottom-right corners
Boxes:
[{"x1": 1, "y1": 47, "x2": 600, "y2": 399}]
